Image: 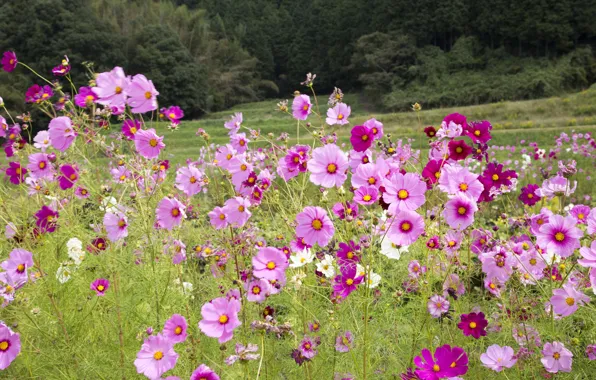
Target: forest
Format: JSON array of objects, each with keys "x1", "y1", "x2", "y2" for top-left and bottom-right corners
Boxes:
[{"x1": 1, "y1": 0, "x2": 595, "y2": 118}]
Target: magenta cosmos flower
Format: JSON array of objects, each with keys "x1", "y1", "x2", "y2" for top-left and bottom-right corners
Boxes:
[
  {"x1": 382, "y1": 172, "x2": 426, "y2": 214},
  {"x1": 480, "y1": 345, "x2": 517, "y2": 372},
  {"x1": 1, "y1": 51, "x2": 17, "y2": 72},
  {"x1": 0, "y1": 323, "x2": 21, "y2": 370},
  {"x1": 1, "y1": 249, "x2": 33, "y2": 282},
  {"x1": 465, "y1": 120, "x2": 492, "y2": 143},
  {"x1": 74, "y1": 86, "x2": 97, "y2": 107},
  {"x1": 252, "y1": 247, "x2": 288, "y2": 281},
  {"x1": 156, "y1": 197, "x2": 186, "y2": 230},
  {"x1": 57, "y1": 164, "x2": 79, "y2": 190},
  {"x1": 541, "y1": 341, "x2": 572, "y2": 373},
  {"x1": 307, "y1": 144, "x2": 348, "y2": 188},
  {"x1": 222, "y1": 197, "x2": 252, "y2": 228},
  {"x1": 292, "y1": 94, "x2": 312, "y2": 120},
  {"x1": 326, "y1": 102, "x2": 350, "y2": 125},
  {"x1": 134, "y1": 128, "x2": 165, "y2": 159},
  {"x1": 121, "y1": 119, "x2": 142, "y2": 140},
  {"x1": 387, "y1": 210, "x2": 424, "y2": 247},
  {"x1": 103, "y1": 211, "x2": 128, "y2": 242},
  {"x1": 550, "y1": 283, "x2": 590, "y2": 317},
  {"x1": 93, "y1": 66, "x2": 129, "y2": 109},
  {"x1": 190, "y1": 364, "x2": 220, "y2": 380},
  {"x1": 35, "y1": 206, "x2": 58, "y2": 233},
  {"x1": 350, "y1": 125, "x2": 374, "y2": 152},
  {"x1": 48, "y1": 116, "x2": 76, "y2": 152},
  {"x1": 163, "y1": 314, "x2": 188, "y2": 343},
  {"x1": 127, "y1": 74, "x2": 159, "y2": 113},
  {"x1": 519, "y1": 183, "x2": 541, "y2": 206},
  {"x1": 198, "y1": 297, "x2": 241, "y2": 343},
  {"x1": 5, "y1": 162, "x2": 27, "y2": 184},
  {"x1": 296, "y1": 206, "x2": 335, "y2": 247},
  {"x1": 90, "y1": 278, "x2": 110, "y2": 296},
  {"x1": 448, "y1": 139, "x2": 472, "y2": 161},
  {"x1": 134, "y1": 333, "x2": 178, "y2": 379},
  {"x1": 457, "y1": 312, "x2": 488, "y2": 339},
  {"x1": 443, "y1": 193, "x2": 478, "y2": 230},
  {"x1": 332, "y1": 265, "x2": 364, "y2": 299},
  {"x1": 536, "y1": 214, "x2": 583, "y2": 257},
  {"x1": 414, "y1": 345, "x2": 468, "y2": 380},
  {"x1": 165, "y1": 106, "x2": 184, "y2": 124}
]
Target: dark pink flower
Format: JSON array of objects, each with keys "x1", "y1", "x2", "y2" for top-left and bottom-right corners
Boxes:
[
  {"x1": 1, "y1": 51, "x2": 18, "y2": 72},
  {"x1": 90, "y1": 278, "x2": 109, "y2": 296},
  {"x1": 74, "y1": 86, "x2": 97, "y2": 107},
  {"x1": 457, "y1": 312, "x2": 488, "y2": 339},
  {"x1": 57, "y1": 164, "x2": 79, "y2": 190},
  {"x1": 5, "y1": 162, "x2": 27, "y2": 184},
  {"x1": 448, "y1": 139, "x2": 472, "y2": 161},
  {"x1": 35, "y1": 206, "x2": 58, "y2": 233},
  {"x1": 350, "y1": 125, "x2": 374, "y2": 152},
  {"x1": 519, "y1": 184, "x2": 541, "y2": 206}
]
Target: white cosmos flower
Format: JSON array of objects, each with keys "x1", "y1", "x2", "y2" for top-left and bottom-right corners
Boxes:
[
  {"x1": 290, "y1": 248, "x2": 314, "y2": 268},
  {"x1": 100, "y1": 196, "x2": 120, "y2": 213},
  {"x1": 66, "y1": 237, "x2": 83, "y2": 251},
  {"x1": 291, "y1": 273, "x2": 307, "y2": 290},
  {"x1": 380, "y1": 238, "x2": 409, "y2": 260},
  {"x1": 315, "y1": 254, "x2": 335, "y2": 278},
  {"x1": 56, "y1": 264, "x2": 73, "y2": 284},
  {"x1": 357, "y1": 264, "x2": 381, "y2": 288}
]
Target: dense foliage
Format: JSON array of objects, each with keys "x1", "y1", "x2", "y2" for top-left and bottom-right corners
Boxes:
[{"x1": 1, "y1": 0, "x2": 595, "y2": 115}]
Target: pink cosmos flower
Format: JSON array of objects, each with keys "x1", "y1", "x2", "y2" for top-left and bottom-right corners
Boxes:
[
  {"x1": 104, "y1": 212, "x2": 128, "y2": 242},
  {"x1": 353, "y1": 186, "x2": 379, "y2": 205},
  {"x1": 480, "y1": 345, "x2": 517, "y2": 372},
  {"x1": 350, "y1": 125, "x2": 374, "y2": 152},
  {"x1": 438, "y1": 163, "x2": 483, "y2": 200},
  {"x1": 222, "y1": 197, "x2": 252, "y2": 228},
  {"x1": 1, "y1": 249, "x2": 33, "y2": 282},
  {"x1": 351, "y1": 162, "x2": 382, "y2": 189},
  {"x1": 364, "y1": 118, "x2": 384, "y2": 140},
  {"x1": 208, "y1": 206, "x2": 229, "y2": 230},
  {"x1": 382, "y1": 172, "x2": 426, "y2": 214},
  {"x1": 164, "y1": 106, "x2": 184, "y2": 124},
  {"x1": 480, "y1": 247, "x2": 515, "y2": 281},
  {"x1": 387, "y1": 210, "x2": 424, "y2": 246},
  {"x1": 579, "y1": 241, "x2": 596, "y2": 268},
  {"x1": 1, "y1": 51, "x2": 18, "y2": 72},
  {"x1": 570, "y1": 204, "x2": 591, "y2": 224},
  {"x1": 0, "y1": 323, "x2": 21, "y2": 370},
  {"x1": 175, "y1": 165, "x2": 204, "y2": 196},
  {"x1": 48, "y1": 116, "x2": 76, "y2": 152},
  {"x1": 134, "y1": 128, "x2": 165, "y2": 159},
  {"x1": 246, "y1": 278, "x2": 270, "y2": 303},
  {"x1": 307, "y1": 144, "x2": 349, "y2": 188},
  {"x1": 57, "y1": 164, "x2": 78, "y2": 190},
  {"x1": 228, "y1": 158, "x2": 253, "y2": 189},
  {"x1": 335, "y1": 331, "x2": 354, "y2": 352},
  {"x1": 427, "y1": 294, "x2": 450, "y2": 318},
  {"x1": 292, "y1": 94, "x2": 311, "y2": 120},
  {"x1": 414, "y1": 345, "x2": 468, "y2": 380},
  {"x1": 163, "y1": 314, "x2": 188, "y2": 343},
  {"x1": 33, "y1": 130, "x2": 51, "y2": 151},
  {"x1": 326, "y1": 102, "x2": 350, "y2": 125},
  {"x1": 5, "y1": 162, "x2": 27, "y2": 184},
  {"x1": 74, "y1": 86, "x2": 97, "y2": 107},
  {"x1": 198, "y1": 297, "x2": 241, "y2": 343},
  {"x1": 457, "y1": 312, "x2": 488, "y2": 339},
  {"x1": 422, "y1": 159, "x2": 447, "y2": 187},
  {"x1": 134, "y1": 334, "x2": 179, "y2": 379},
  {"x1": 93, "y1": 66, "x2": 129, "y2": 109},
  {"x1": 25, "y1": 84, "x2": 53, "y2": 103},
  {"x1": 214, "y1": 144, "x2": 237, "y2": 170},
  {"x1": 127, "y1": 74, "x2": 159, "y2": 113},
  {"x1": 550, "y1": 283, "x2": 590, "y2": 317},
  {"x1": 536, "y1": 215, "x2": 583, "y2": 257},
  {"x1": 224, "y1": 112, "x2": 243, "y2": 135},
  {"x1": 90, "y1": 278, "x2": 110, "y2": 296},
  {"x1": 252, "y1": 247, "x2": 288, "y2": 281},
  {"x1": 155, "y1": 197, "x2": 186, "y2": 230},
  {"x1": 230, "y1": 133, "x2": 250, "y2": 154},
  {"x1": 541, "y1": 341, "x2": 572, "y2": 373},
  {"x1": 587, "y1": 208, "x2": 596, "y2": 234},
  {"x1": 295, "y1": 206, "x2": 335, "y2": 247},
  {"x1": 586, "y1": 345, "x2": 596, "y2": 361},
  {"x1": 190, "y1": 364, "x2": 220, "y2": 380},
  {"x1": 28, "y1": 153, "x2": 53, "y2": 180},
  {"x1": 443, "y1": 193, "x2": 478, "y2": 230},
  {"x1": 537, "y1": 174, "x2": 577, "y2": 199}
]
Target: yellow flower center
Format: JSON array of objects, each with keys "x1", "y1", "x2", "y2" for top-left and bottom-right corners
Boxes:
[
  {"x1": 39, "y1": 162, "x2": 46, "y2": 169},
  {"x1": 555, "y1": 232, "x2": 565, "y2": 242},
  {"x1": 327, "y1": 163, "x2": 337, "y2": 173},
  {"x1": 311, "y1": 219, "x2": 323, "y2": 230},
  {"x1": 252, "y1": 286, "x2": 261, "y2": 294},
  {"x1": 171, "y1": 208, "x2": 180, "y2": 217},
  {"x1": 0, "y1": 341, "x2": 9, "y2": 351},
  {"x1": 149, "y1": 139, "x2": 158, "y2": 147},
  {"x1": 347, "y1": 251, "x2": 354, "y2": 259},
  {"x1": 69, "y1": 174, "x2": 77, "y2": 180},
  {"x1": 362, "y1": 135, "x2": 369, "y2": 141},
  {"x1": 238, "y1": 205, "x2": 245, "y2": 212},
  {"x1": 397, "y1": 189, "x2": 409, "y2": 199},
  {"x1": 119, "y1": 175, "x2": 126, "y2": 181},
  {"x1": 266, "y1": 261, "x2": 276, "y2": 270},
  {"x1": 368, "y1": 177, "x2": 376, "y2": 184},
  {"x1": 144, "y1": 91, "x2": 152, "y2": 99},
  {"x1": 565, "y1": 297, "x2": 575, "y2": 306},
  {"x1": 174, "y1": 326, "x2": 182, "y2": 335},
  {"x1": 337, "y1": 114, "x2": 344, "y2": 120},
  {"x1": 469, "y1": 322, "x2": 477, "y2": 328},
  {"x1": 17, "y1": 264, "x2": 25, "y2": 273},
  {"x1": 115, "y1": 86, "x2": 122, "y2": 94},
  {"x1": 302, "y1": 105, "x2": 309, "y2": 111},
  {"x1": 529, "y1": 258, "x2": 537, "y2": 265},
  {"x1": 492, "y1": 174, "x2": 499, "y2": 181},
  {"x1": 85, "y1": 95, "x2": 94, "y2": 104},
  {"x1": 578, "y1": 213, "x2": 585, "y2": 219},
  {"x1": 219, "y1": 315, "x2": 229, "y2": 324},
  {"x1": 459, "y1": 183, "x2": 468, "y2": 191},
  {"x1": 189, "y1": 176, "x2": 197, "y2": 184},
  {"x1": 401, "y1": 222, "x2": 411, "y2": 231},
  {"x1": 97, "y1": 285, "x2": 105, "y2": 291},
  {"x1": 432, "y1": 364, "x2": 440, "y2": 372},
  {"x1": 553, "y1": 352, "x2": 560, "y2": 360},
  {"x1": 527, "y1": 193, "x2": 534, "y2": 199},
  {"x1": 434, "y1": 171, "x2": 441, "y2": 179},
  {"x1": 457, "y1": 206, "x2": 467, "y2": 215},
  {"x1": 448, "y1": 241, "x2": 455, "y2": 247},
  {"x1": 346, "y1": 279, "x2": 354, "y2": 285},
  {"x1": 450, "y1": 361, "x2": 456, "y2": 368},
  {"x1": 240, "y1": 164, "x2": 248, "y2": 171},
  {"x1": 455, "y1": 147, "x2": 463, "y2": 153},
  {"x1": 153, "y1": 351, "x2": 163, "y2": 360}
]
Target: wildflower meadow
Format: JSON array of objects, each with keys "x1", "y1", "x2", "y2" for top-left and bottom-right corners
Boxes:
[{"x1": 0, "y1": 51, "x2": 595, "y2": 380}]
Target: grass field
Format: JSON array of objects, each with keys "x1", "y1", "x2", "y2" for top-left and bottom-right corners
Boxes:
[{"x1": 146, "y1": 88, "x2": 596, "y2": 166}]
